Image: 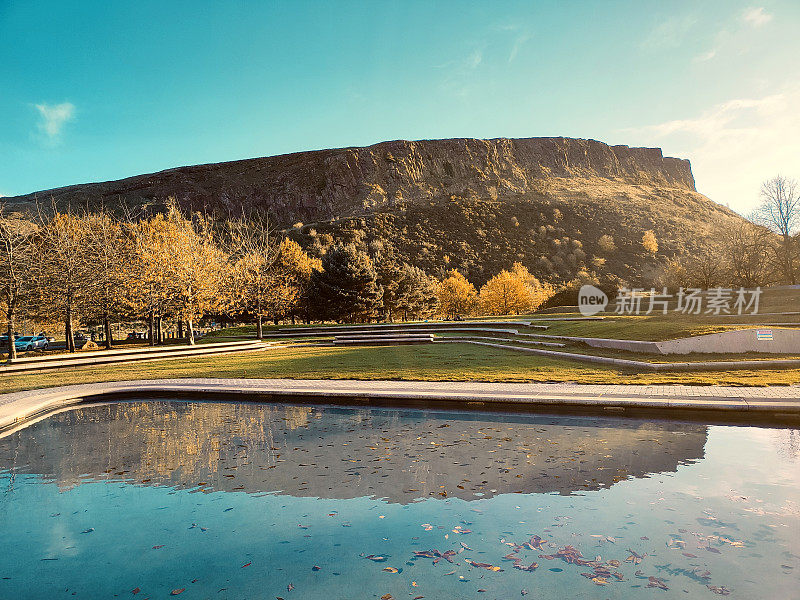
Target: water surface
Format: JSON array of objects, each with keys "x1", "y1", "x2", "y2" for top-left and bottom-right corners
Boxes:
[{"x1": 0, "y1": 400, "x2": 798, "y2": 599}]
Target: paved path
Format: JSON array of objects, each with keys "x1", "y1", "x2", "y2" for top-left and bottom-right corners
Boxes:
[{"x1": 2, "y1": 378, "x2": 799, "y2": 433}]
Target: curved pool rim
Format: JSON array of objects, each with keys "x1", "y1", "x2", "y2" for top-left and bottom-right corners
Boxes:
[{"x1": 2, "y1": 378, "x2": 800, "y2": 436}]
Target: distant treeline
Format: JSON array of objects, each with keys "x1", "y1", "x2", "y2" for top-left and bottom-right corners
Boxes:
[{"x1": 0, "y1": 199, "x2": 553, "y2": 357}]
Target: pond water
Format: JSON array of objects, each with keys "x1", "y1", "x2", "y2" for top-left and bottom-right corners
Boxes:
[{"x1": 0, "y1": 400, "x2": 798, "y2": 599}]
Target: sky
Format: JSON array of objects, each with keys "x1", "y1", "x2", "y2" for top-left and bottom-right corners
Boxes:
[{"x1": 1, "y1": 0, "x2": 798, "y2": 215}]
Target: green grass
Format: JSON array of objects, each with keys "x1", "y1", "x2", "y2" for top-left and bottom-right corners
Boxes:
[{"x1": 1, "y1": 343, "x2": 799, "y2": 395}]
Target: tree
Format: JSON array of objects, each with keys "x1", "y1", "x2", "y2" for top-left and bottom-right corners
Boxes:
[
  {"x1": 34, "y1": 209, "x2": 95, "y2": 352},
  {"x1": 82, "y1": 211, "x2": 132, "y2": 349},
  {"x1": 754, "y1": 175, "x2": 799, "y2": 284},
  {"x1": 130, "y1": 212, "x2": 178, "y2": 345},
  {"x1": 131, "y1": 201, "x2": 223, "y2": 345},
  {"x1": 510, "y1": 262, "x2": 553, "y2": 311},
  {"x1": 268, "y1": 238, "x2": 321, "y2": 324},
  {"x1": 597, "y1": 234, "x2": 616, "y2": 254},
  {"x1": 224, "y1": 217, "x2": 278, "y2": 339},
  {"x1": 0, "y1": 211, "x2": 37, "y2": 360},
  {"x1": 641, "y1": 230, "x2": 658, "y2": 254},
  {"x1": 723, "y1": 220, "x2": 775, "y2": 287},
  {"x1": 437, "y1": 269, "x2": 476, "y2": 319},
  {"x1": 394, "y1": 263, "x2": 439, "y2": 321},
  {"x1": 479, "y1": 269, "x2": 532, "y2": 315},
  {"x1": 166, "y1": 207, "x2": 224, "y2": 345},
  {"x1": 308, "y1": 244, "x2": 382, "y2": 322}
]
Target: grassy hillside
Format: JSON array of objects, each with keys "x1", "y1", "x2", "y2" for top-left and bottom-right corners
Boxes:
[{"x1": 289, "y1": 177, "x2": 742, "y2": 287}]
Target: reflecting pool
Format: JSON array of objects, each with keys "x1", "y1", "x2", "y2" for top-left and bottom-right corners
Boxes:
[{"x1": 0, "y1": 400, "x2": 798, "y2": 599}]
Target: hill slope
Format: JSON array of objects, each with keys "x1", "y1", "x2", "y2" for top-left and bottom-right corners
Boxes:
[{"x1": 3, "y1": 137, "x2": 744, "y2": 285}]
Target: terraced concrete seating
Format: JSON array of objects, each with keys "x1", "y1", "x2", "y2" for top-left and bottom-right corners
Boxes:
[
  {"x1": 263, "y1": 326, "x2": 521, "y2": 338},
  {"x1": 333, "y1": 333, "x2": 435, "y2": 345},
  {"x1": 0, "y1": 340, "x2": 269, "y2": 373}
]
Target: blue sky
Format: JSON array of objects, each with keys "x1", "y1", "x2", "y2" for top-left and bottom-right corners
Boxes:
[{"x1": 1, "y1": 0, "x2": 798, "y2": 214}]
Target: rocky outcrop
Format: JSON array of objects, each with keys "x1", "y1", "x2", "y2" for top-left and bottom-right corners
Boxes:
[{"x1": 3, "y1": 137, "x2": 696, "y2": 226}]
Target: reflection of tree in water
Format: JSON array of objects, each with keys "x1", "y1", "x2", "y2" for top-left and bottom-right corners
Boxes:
[
  {"x1": 772, "y1": 428, "x2": 800, "y2": 462},
  {"x1": 0, "y1": 400, "x2": 709, "y2": 503}
]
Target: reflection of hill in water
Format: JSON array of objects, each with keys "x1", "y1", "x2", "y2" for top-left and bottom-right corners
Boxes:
[{"x1": 0, "y1": 400, "x2": 708, "y2": 502}]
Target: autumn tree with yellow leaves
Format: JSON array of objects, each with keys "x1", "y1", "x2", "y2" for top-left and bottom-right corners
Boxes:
[
  {"x1": 437, "y1": 269, "x2": 477, "y2": 319},
  {"x1": 33, "y1": 209, "x2": 96, "y2": 352}
]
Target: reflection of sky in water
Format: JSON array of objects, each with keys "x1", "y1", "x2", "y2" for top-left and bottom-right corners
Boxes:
[{"x1": 0, "y1": 401, "x2": 798, "y2": 599}]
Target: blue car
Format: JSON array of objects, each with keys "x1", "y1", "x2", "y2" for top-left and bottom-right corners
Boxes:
[{"x1": 14, "y1": 335, "x2": 49, "y2": 352}]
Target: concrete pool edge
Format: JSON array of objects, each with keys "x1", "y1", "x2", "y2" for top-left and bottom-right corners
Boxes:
[{"x1": 2, "y1": 378, "x2": 800, "y2": 432}]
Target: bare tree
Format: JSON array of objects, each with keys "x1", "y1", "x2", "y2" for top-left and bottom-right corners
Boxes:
[
  {"x1": 723, "y1": 220, "x2": 775, "y2": 287},
  {"x1": 223, "y1": 215, "x2": 278, "y2": 339},
  {"x1": 754, "y1": 175, "x2": 799, "y2": 284},
  {"x1": 0, "y1": 210, "x2": 37, "y2": 360}
]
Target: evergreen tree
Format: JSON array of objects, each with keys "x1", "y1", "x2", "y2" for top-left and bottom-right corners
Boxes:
[
  {"x1": 309, "y1": 244, "x2": 382, "y2": 322},
  {"x1": 395, "y1": 263, "x2": 439, "y2": 321}
]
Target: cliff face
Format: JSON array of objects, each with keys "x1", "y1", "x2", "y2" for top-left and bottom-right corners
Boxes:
[{"x1": 4, "y1": 137, "x2": 696, "y2": 225}]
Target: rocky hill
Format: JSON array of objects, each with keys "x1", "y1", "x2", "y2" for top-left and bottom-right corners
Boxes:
[{"x1": 3, "y1": 137, "x2": 745, "y2": 286}]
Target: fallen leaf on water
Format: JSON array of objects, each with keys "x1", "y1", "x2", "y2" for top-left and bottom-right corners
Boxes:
[
  {"x1": 131, "y1": 588, "x2": 140, "y2": 595},
  {"x1": 383, "y1": 567, "x2": 399, "y2": 573},
  {"x1": 365, "y1": 555, "x2": 388, "y2": 562},
  {"x1": 682, "y1": 553, "x2": 698, "y2": 558},
  {"x1": 287, "y1": 583, "x2": 294, "y2": 592},
  {"x1": 170, "y1": 590, "x2": 185, "y2": 596},
  {"x1": 242, "y1": 562, "x2": 251, "y2": 568},
  {"x1": 646, "y1": 576, "x2": 669, "y2": 591},
  {"x1": 465, "y1": 559, "x2": 502, "y2": 572},
  {"x1": 707, "y1": 585, "x2": 732, "y2": 596},
  {"x1": 152, "y1": 545, "x2": 164, "y2": 550},
  {"x1": 380, "y1": 595, "x2": 393, "y2": 600},
  {"x1": 312, "y1": 565, "x2": 321, "y2": 571}
]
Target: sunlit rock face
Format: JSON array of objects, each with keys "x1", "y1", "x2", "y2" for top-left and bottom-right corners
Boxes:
[
  {"x1": 4, "y1": 137, "x2": 696, "y2": 224},
  {"x1": 0, "y1": 401, "x2": 707, "y2": 503}
]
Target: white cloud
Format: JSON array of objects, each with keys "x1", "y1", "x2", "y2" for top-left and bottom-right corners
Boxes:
[
  {"x1": 626, "y1": 86, "x2": 800, "y2": 215},
  {"x1": 742, "y1": 6, "x2": 772, "y2": 27},
  {"x1": 693, "y1": 49, "x2": 717, "y2": 62},
  {"x1": 509, "y1": 33, "x2": 531, "y2": 63},
  {"x1": 34, "y1": 102, "x2": 75, "y2": 141}
]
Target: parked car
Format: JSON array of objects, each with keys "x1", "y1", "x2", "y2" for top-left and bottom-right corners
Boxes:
[
  {"x1": 14, "y1": 335, "x2": 49, "y2": 351},
  {"x1": 127, "y1": 332, "x2": 146, "y2": 340},
  {"x1": 36, "y1": 332, "x2": 56, "y2": 343}
]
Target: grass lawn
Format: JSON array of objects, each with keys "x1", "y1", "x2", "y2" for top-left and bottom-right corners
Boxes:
[{"x1": 2, "y1": 343, "x2": 799, "y2": 394}]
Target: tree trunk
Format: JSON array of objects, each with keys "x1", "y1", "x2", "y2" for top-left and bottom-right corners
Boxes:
[
  {"x1": 148, "y1": 311, "x2": 155, "y2": 346},
  {"x1": 784, "y1": 234, "x2": 797, "y2": 285},
  {"x1": 156, "y1": 316, "x2": 164, "y2": 344},
  {"x1": 256, "y1": 314, "x2": 263, "y2": 340},
  {"x1": 103, "y1": 314, "x2": 113, "y2": 350},
  {"x1": 65, "y1": 300, "x2": 75, "y2": 353},
  {"x1": 6, "y1": 312, "x2": 16, "y2": 362},
  {"x1": 187, "y1": 318, "x2": 196, "y2": 346},
  {"x1": 177, "y1": 319, "x2": 184, "y2": 340}
]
